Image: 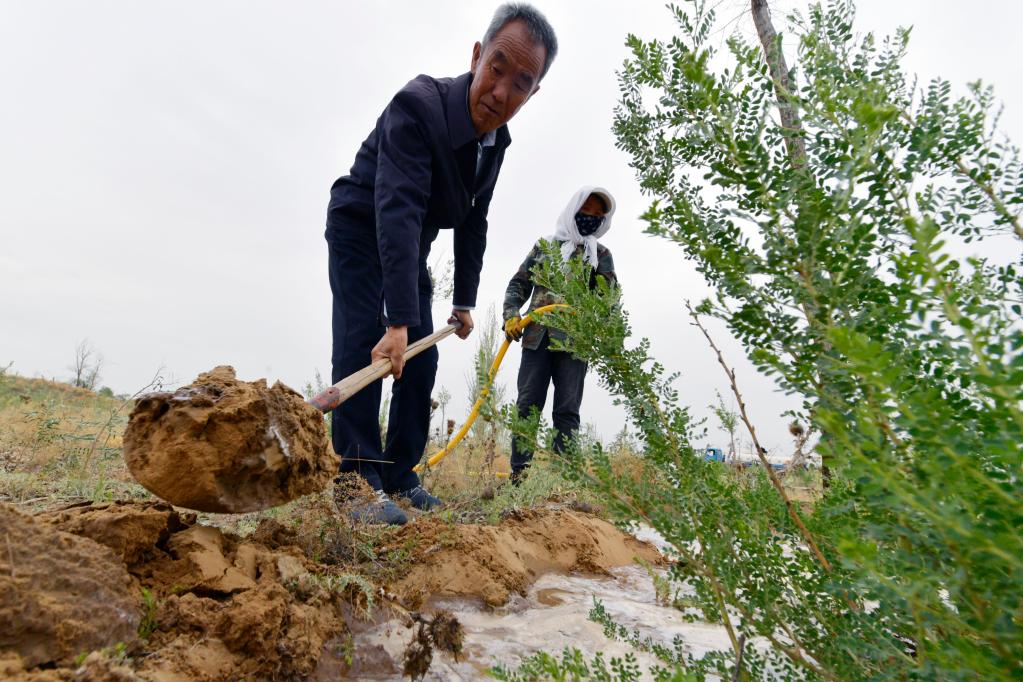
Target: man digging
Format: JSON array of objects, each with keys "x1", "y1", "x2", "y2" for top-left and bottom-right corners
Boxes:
[{"x1": 324, "y1": 4, "x2": 558, "y2": 524}]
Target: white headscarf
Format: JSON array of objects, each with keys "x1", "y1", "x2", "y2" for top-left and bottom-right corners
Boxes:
[{"x1": 550, "y1": 185, "x2": 616, "y2": 267}]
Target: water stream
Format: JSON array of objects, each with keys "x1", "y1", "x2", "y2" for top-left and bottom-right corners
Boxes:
[{"x1": 329, "y1": 563, "x2": 731, "y2": 680}]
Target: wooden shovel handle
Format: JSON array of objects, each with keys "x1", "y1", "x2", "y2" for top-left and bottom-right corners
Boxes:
[{"x1": 307, "y1": 323, "x2": 460, "y2": 413}]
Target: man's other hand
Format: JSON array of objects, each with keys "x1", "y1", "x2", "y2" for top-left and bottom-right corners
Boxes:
[
  {"x1": 504, "y1": 316, "x2": 523, "y2": 342},
  {"x1": 448, "y1": 309, "x2": 474, "y2": 340},
  {"x1": 372, "y1": 326, "x2": 409, "y2": 379}
]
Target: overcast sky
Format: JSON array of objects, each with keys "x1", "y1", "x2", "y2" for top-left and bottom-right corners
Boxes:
[{"x1": 2, "y1": 1, "x2": 1021, "y2": 455}]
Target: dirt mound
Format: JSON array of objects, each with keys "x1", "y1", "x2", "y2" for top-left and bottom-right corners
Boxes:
[
  {"x1": 13, "y1": 500, "x2": 348, "y2": 680},
  {"x1": 5, "y1": 500, "x2": 664, "y2": 679},
  {"x1": 0, "y1": 503, "x2": 140, "y2": 669},
  {"x1": 388, "y1": 507, "x2": 663, "y2": 608},
  {"x1": 123, "y1": 365, "x2": 335, "y2": 513}
]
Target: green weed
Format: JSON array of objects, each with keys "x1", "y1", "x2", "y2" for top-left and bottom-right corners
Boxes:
[
  {"x1": 138, "y1": 588, "x2": 159, "y2": 640},
  {"x1": 491, "y1": 648, "x2": 650, "y2": 682},
  {"x1": 313, "y1": 572, "x2": 376, "y2": 619}
]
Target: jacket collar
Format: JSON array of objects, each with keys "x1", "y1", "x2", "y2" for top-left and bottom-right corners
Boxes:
[{"x1": 446, "y1": 71, "x2": 512, "y2": 150}]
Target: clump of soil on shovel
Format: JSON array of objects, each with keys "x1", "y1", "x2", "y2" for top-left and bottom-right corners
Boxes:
[{"x1": 124, "y1": 366, "x2": 334, "y2": 513}]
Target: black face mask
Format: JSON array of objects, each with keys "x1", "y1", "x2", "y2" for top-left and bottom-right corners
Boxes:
[{"x1": 575, "y1": 212, "x2": 604, "y2": 236}]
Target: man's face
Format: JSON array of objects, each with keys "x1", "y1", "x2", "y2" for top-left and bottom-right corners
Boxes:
[{"x1": 468, "y1": 20, "x2": 546, "y2": 135}]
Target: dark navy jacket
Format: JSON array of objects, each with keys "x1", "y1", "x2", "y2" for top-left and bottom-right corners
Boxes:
[{"x1": 326, "y1": 72, "x2": 511, "y2": 327}]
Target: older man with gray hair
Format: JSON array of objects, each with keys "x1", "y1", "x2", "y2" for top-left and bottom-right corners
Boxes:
[{"x1": 325, "y1": 4, "x2": 558, "y2": 524}]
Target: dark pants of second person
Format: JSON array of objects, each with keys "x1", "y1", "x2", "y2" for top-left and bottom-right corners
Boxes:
[
  {"x1": 510, "y1": 333, "x2": 587, "y2": 477},
  {"x1": 328, "y1": 229, "x2": 437, "y2": 495}
]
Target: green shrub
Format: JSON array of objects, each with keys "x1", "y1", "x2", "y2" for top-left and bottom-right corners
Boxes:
[{"x1": 511, "y1": 1, "x2": 1021, "y2": 679}]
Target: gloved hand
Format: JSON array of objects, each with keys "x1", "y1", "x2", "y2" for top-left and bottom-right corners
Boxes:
[{"x1": 504, "y1": 316, "x2": 523, "y2": 342}]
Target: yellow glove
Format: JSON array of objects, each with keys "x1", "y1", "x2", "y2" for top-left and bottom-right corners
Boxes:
[{"x1": 504, "y1": 316, "x2": 523, "y2": 342}]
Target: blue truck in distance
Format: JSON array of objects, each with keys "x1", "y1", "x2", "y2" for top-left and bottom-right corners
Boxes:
[
  {"x1": 704, "y1": 447, "x2": 726, "y2": 462},
  {"x1": 703, "y1": 446, "x2": 785, "y2": 470}
]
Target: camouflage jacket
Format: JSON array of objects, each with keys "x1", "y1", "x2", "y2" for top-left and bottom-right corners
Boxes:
[{"x1": 503, "y1": 239, "x2": 618, "y2": 351}]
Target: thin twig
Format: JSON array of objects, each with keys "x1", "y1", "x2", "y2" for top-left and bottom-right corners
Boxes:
[
  {"x1": 953, "y1": 155, "x2": 1023, "y2": 241},
  {"x1": 687, "y1": 302, "x2": 832, "y2": 573},
  {"x1": 81, "y1": 366, "x2": 165, "y2": 476},
  {"x1": 13, "y1": 497, "x2": 48, "y2": 506}
]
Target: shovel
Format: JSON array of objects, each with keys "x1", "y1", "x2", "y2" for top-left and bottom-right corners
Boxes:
[{"x1": 307, "y1": 322, "x2": 461, "y2": 412}]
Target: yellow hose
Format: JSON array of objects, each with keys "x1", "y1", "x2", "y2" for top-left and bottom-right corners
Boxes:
[{"x1": 414, "y1": 304, "x2": 569, "y2": 476}]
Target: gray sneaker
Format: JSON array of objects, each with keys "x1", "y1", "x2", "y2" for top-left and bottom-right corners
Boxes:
[
  {"x1": 348, "y1": 490, "x2": 408, "y2": 526},
  {"x1": 397, "y1": 485, "x2": 444, "y2": 511}
]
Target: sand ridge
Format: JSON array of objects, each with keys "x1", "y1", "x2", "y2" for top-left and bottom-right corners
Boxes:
[{"x1": 387, "y1": 507, "x2": 664, "y2": 608}]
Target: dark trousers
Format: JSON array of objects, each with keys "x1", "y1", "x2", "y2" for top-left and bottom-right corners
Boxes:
[
  {"x1": 328, "y1": 231, "x2": 437, "y2": 493},
  {"x1": 510, "y1": 333, "x2": 587, "y2": 475}
]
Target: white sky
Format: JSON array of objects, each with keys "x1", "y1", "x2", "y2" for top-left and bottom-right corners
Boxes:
[{"x1": 2, "y1": 1, "x2": 1021, "y2": 454}]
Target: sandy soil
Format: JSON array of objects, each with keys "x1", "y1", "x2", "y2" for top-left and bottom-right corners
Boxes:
[
  {"x1": 123, "y1": 366, "x2": 335, "y2": 513},
  {"x1": 386, "y1": 507, "x2": 664, "y2": 608},
  {"x1": 0, "y1": 504, "x2": 140, "y2": 669},
  {"x1": 1, "y1": 499, "x2": 660, "y2": 680},
  {"x1": 3, "y1": 500, "x2": 347, "y2": 680}
]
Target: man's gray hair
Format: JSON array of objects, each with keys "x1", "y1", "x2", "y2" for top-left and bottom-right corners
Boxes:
[{"x1": 482, "y1": 3, "x2": 558, "y2": 81}]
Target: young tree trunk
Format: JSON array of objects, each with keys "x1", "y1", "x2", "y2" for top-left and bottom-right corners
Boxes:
[
  {"x1": 750, "y1": 0, "x2": 833, "y2": 486},
  {"x1": 750, "y1": 0, "x2": 806, "y2": 167}
]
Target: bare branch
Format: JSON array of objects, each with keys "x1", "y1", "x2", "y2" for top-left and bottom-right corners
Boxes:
[{"x1": 687, "y1": 302, "x2": 832, "y2": 573}]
